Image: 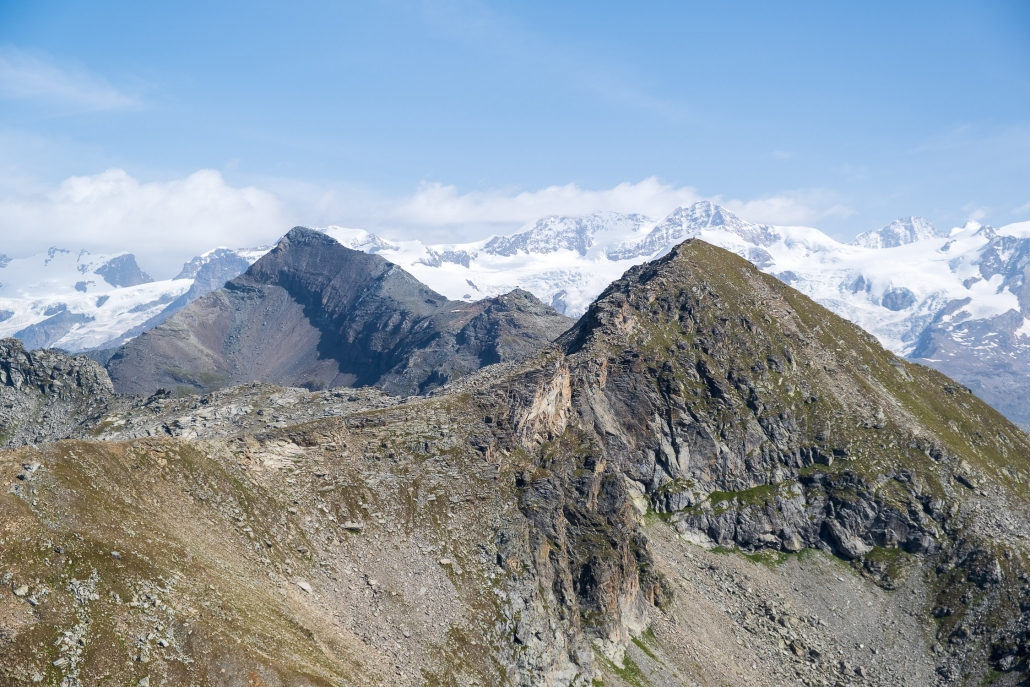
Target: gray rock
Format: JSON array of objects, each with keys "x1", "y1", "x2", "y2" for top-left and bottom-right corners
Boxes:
[
  {"x1": 107, "y1": 228, "x2": 573, "y2": 396},
  {"x1": 0, "y1": 338, "x2": 118, "y2": 447}
]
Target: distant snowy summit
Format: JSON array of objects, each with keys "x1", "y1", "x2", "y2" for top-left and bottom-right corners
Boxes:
[
  {"x1": 4, "y1": 199, "x2": 1030, "y2": 424},
  {"x1": 850, "y1": 216, "x2": 941, "y2": 249},
  {"x1": 0, "y1": 245, "x2": 267, "y2": 352},
  {"x1": 321, "y1": 200, "x2": 785, "y2": 317},
  {"x1": 320, "y1": 202, "x2": 1030, "y2": 424}
]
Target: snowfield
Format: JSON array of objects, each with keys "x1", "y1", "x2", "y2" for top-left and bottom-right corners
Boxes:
[{"x1": 4, "y1": 200, "x2": 1030, "y2": 422}]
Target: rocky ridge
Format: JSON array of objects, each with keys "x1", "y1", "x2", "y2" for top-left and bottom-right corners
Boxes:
[
  {"x1": 0, "y1": 239, "x2": 1029, "y2": 685},
  {"x1": 106, "y1": 227, "x2": 573, "y2": 397}
]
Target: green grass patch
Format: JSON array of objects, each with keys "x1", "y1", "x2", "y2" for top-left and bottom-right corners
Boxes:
[{"x1": 595, "y1": 649, "x2": 648, "y2": 687}]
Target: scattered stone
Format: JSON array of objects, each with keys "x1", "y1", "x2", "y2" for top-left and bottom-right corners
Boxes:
[
  {"x1": 13, "y1": 585, "x2": 28, "y2": 597},
  {"x1": 296, "y1": 580, "x2": 312, "y2": 593}
]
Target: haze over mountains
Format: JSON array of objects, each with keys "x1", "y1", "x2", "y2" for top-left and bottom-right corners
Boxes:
[{"x1": 4, "y1": 200, "x2": 1030, "y2": 424}]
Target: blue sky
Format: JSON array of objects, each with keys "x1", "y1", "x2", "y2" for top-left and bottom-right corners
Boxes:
[{"x1": 1, "y1": 0, "x2": 1029, "y2": 276}]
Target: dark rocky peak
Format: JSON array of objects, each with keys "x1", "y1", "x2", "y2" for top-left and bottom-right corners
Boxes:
[
  {"x1": 241, "y1": 226, "x2": 446, "y2": 322},
  {"x1": 174, "y1": 247, "x2": 253, "y2": 281},
  {"x1": 94, "y1": 253, "x2": 153, "y2": 287},
  {"x1": 105, "y1": 228, "x2": 572, "y2": 396}
]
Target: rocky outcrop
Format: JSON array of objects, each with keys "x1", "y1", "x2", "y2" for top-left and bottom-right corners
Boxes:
[
  {"x1": 106, "y1": 228, "x2": 573, "y2": 396},
  {"x1": 94, "y1": 253, "x2": 153, "y2": 287},
  {"x1": 4, "y1": 239, "x2": 1030, "y2": 685},
  {"x1": 0, "y1": 338, "x2": 116, "y2": 447},
  {"x1": 470, "y1": 239, "x2": 1030, "y2": 682}
]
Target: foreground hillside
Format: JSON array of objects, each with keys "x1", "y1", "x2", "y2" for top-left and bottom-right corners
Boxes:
[{"x1": 2, "y1": 240, "x2": 1029, "y2": 686}]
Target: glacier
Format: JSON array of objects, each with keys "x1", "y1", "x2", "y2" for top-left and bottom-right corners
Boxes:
[{"x1": 4, "y1": 199, "x2": 1030, "y2": 423}]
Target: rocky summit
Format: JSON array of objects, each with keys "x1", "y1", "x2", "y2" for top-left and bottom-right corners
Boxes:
[
  {"x1": 1, "y1": 239, "x2": 1029, "y2": 686},
  {"x1": 106, "y1": 227, "x2": 573, "y2": 397}
]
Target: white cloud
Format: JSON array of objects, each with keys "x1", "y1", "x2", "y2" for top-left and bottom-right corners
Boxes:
[
  {"x1": 0, "y1": 169, "x2": 288, "y2": 277},
  {"x1": 720, "y1": 190, "x2": 853, "y2": 226},
  {"x1": 387, "y1": 177, "x2": 851, "y2": 231},
  {"x1": 390, "y1": 177, "x2": 702, "y2": 227},
  {"x1": 1013, "y1": 200, "x2": 1030, "y2": 215},
  {"x1": 0, "y1": 47, "x2": 139, "y2": 112},
  {"x1": 0, "y1": 169, "x2": 853, "y2": 278}
]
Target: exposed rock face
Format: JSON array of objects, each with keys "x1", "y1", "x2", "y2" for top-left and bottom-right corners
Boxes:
[
  {"x1": 94, "y1": 253, "x2": 153, "y2": 287},
  {"x1": 106, "y1": 228, "x2": 573, "y2": 396},
  {"x1": 479, "y1": 239, "x2": 1030, "y2": 682},
  {"x1": 0, "y1": 338, "x2": 116, "y2": 447},
  {"x1": 3, "y1": 239, "x2": 1030, "y2": 686}
]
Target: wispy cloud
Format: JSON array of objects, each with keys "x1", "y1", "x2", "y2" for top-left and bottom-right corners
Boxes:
[
  {"x1": 962, "y1": 203, "x2": 989, "y2": 222},
  {"x1": 384, "y1": 177, "x2": 851, "y2": 231},
  {"x1": 0, "y1": 47, "x2": 139, "y2": 112},
  {"x1": 0, "y1": 169, "x2": 286, "y2": 277},
  {"x1": 390, "y1": 177, "x2": 701, "y2": 227},
  {"x1": 1013, "y1": 200, "x2": 1030, "y2": 215},
  {"x1": 720, "y1": 190, "x2": 854, "y2": 226},
  {"x1": 0, "y1": 167, "x2": 853, "y2": 278},
  {"x1": 413, "y1": 0, "x2": 681, "y2": 118}
]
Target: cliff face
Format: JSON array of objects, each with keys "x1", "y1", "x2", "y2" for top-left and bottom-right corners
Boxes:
[
  {"x1": 484, "y1": 239, "x2": 1030, "y2": 682},
  {"x1": 0, "y1": 338, "x2": 117, "y2": 447},
  {"x1": 105, "y1": 228, "x2": 573, "y2": 396},
  {"x1": 2, "y1": 239, "x2": 1030, "y2": 686}
]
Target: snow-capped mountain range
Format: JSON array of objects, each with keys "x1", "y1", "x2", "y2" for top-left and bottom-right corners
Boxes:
[
  {"x1": 0, "y1": 245, "x2": 266, "y2": 353},
  {"x1": 322, "y1": 202, "x2": 1030, "y2": 424},
  {"x1": 4, "y1": 200, "x2": 1030, "y2": 423}
]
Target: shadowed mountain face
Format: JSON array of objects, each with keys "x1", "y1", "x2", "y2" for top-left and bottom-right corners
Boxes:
[{"x1": 105, "y1": 228, "x2": 573, "y2": 396}]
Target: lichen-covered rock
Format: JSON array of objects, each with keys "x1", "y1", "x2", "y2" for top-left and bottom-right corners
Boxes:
[{"x1": 0, "y1": 338, "x2": 117, "y2": 447}]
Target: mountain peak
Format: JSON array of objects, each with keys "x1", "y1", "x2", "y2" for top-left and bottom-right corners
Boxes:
[
  {"x1": 483, "y1": 212, "x2": 653, "y2": 257},
  {"x1": 107, "y1": 230, "x2": 571, "y2": 396},
  {"x1": 851, "y1": 216, "x2": 939, "y2": 248},
  {"x1": 619, "y1": 202, "x2": 778, "y2": 259}
]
